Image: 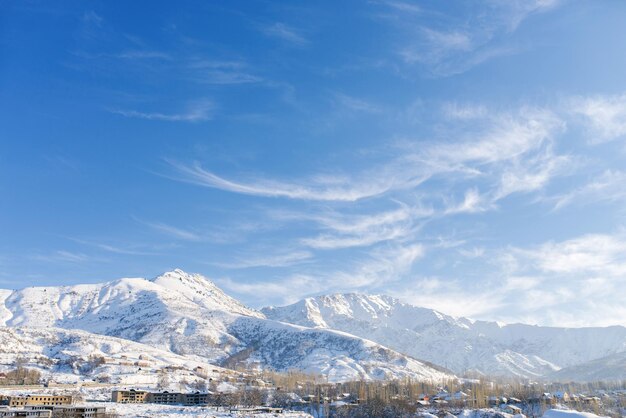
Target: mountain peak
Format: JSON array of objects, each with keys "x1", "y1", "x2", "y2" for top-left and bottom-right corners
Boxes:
[
  {"x1": 152, "y1": 268, "x2": 204, "y2": 283},
  {"x1": 152, "y1": 269, "x2": 262, "y2": 318}
]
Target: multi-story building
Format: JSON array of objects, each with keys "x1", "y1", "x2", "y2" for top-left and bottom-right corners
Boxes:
[
  {"x1": 146, "y1": 391, "x2": 181, "y2": 404},
  {"x1": 181, "y1": 392, "x2": 209, "y2": 405},
  {"x1": 111, "y1": 390, "x2": 209, "y2": 405},
  {"x1": 45, "y1": 406, "x2": 105, "y2": 418},
  {"x1": 110, "y1": 389, "x2": 148, "y2": 403},
  {"x1": 0, "y1": 396, "x2": 72, "y2": 408},
  {"x1": 0, "y1": 409, "x2": 51, "y2": 417}
]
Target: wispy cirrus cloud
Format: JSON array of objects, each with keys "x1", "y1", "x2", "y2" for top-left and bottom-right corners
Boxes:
[
  {"x1": 74, "y1": 50, "x2": 172, "y2": 61},
  {"x1": 67, "y1": 237, "x2": 160, "y2": 256},
  {"x1": 114, "y1": 50, "x2": 172, "y2": 60},
  {"x1": 185, "y1": 59, "x2": 262, "y2": 85},
  {"x1": 210, "y1": 250, "x2": 313, "y2": 269},
  {"x1": 333, "y1": 243, "x2": 425, "y2": 289},
  {"x1": 516, "y1": 233, "x2": 626, "y2": 275},
  {"x1": 424, "y1": 106, "x2": 563, "y2": 166},
  {"x1": 569, "y1": 93, "x2": 626, "y2": 143},
  {"x1": 385, "y1": 0, "x2": 560, "y2": 76},
  {"x1": 164, "y1": 105, "x2": 567, "y2": 206},
  {"x1": 332, "y1": 93, "x2": 382, "y2": 114},
  {"x1": 217, "y1": 243, "x2": 425, "y2": 306},
  {"x1": 216, "y1": 274, "x2": 317, "y2": 305},
  {"x1": 443, "y1": 188, "x2": 489, "y2": 214},
  {"x1": 295, "y1": 204, "x2": 430, "y2": 249},
  {"x1": 441, "y1": 102, "x2": 488, "y2": 120},
  {"x1": 551, "y1": 170, "x2": 626, "y2": 211},
  {"x1": 377, "y1": 1, "x2": 421, "y2": 14},
  {"x1": 262, "y1": 22, "x2": 308, "y2": 45},
  {"x1": 139, "y1": 220, "x2": 202, "y2": 241},
  {"x1": 109, "y1": 100, "x2": 213, "y2": 122},
  {"x1": 163, "y1": 159, "x2": 406, "y2": 202},
  {"x1": 387, "y1": 231, "x2": 626, "y2": 326},
  {"x1": 33, "y1": 250, "x2": 92, "y2": 264}
]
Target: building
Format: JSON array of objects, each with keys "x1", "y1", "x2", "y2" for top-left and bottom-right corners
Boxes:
[
  {"x1": 52, "y1": 407, "x2": 105, "y2": 418},
  {"x1": 26, "y1": 407, "x2": 106, "y2": 418},
  {"x1": 111, "y1": 389, "x2": 148, "y2": 403},
  {"x1": 541, "y1": 393, "x2": 557, "y2": 405},
  {"x1": 0, "y1": 409, "x2": 51, "y2": 417},
  {"x1": 147, "y1": 391, "x2": 181, "y2": 404},
  {"x1": 112, "y1": 390, "x2": 209, "y2": 405},
  {"x1": 0, "y1": 396, "x2": 72, "y2": 408},
  {"x1": 147, "y1": 391, "x2": 209, "y2": 405},
  {"x1": 554, "y1": 391, "x2": 570, "y2": 402},
  {"x1": 181, "y1": 392, "x2": 209, "y2": 405}
]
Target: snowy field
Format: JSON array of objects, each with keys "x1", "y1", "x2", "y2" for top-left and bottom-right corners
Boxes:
[
  {"x1": 541, "y1": 409, "x2": 610, "y2": 418},
  {"x1": 85, "y1": 402, "x2": 312, "y2": 417}
]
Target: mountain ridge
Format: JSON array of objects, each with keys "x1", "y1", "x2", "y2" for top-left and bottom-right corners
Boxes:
[
  {"x1": 0, "y1": 270, "x2": 452, "y2": 383},
  {"x1": 262, "y1": 292, "x2": 626, "y2": 380},
  {"x1": 2, "y1": 271, "x2": 624, "y2": 382}
]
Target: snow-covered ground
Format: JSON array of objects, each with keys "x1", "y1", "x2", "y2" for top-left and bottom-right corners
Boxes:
[
  {"x1": 542, "y1": 408, "x2": 609, "y2": 418},
  {"x1": 81, "y1": 402, "x2": 313, "y2": 417}
]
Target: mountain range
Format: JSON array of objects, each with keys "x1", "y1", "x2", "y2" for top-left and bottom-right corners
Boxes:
[
  {"x1": 0, "y1": 269, "x2": 624, "y2": 383},
  {"x1": 0, "y1": 270, "x2": 450, "y2": 383},
  {"x1": 263, "y1": 293, "x2": 626, "y2": 380}
]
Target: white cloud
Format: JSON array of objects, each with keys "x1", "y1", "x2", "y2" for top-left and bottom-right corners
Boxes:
[
  {"x1": 165, "y1": 160, "x2": 403, "y2": 202},
  {"x1": 211, "y1": 250, "x2": 313, "y2": 269},
  {"x1": 217, "y1": 274, "x2": 320, "y2": 306},
  {"x1": 498, "y1": 0, "x2": 560, "y2": 31},
  {"x1": 552, "y1": 170, "x2": 626, "y2": 210},
  {"x1": 425, "y1": 107, "x2": 563, "y2": 166},
  {"x1": 332, "y1": 243, "x2": 425, "y2": 289},
  {"x1": 186, "y1": 59, "x2": 262, "y2": 84},
  {"x1": 382, "y1": 231, "x2": 626, "y2": 327},
  {"x1": 140, "y1": 221, "x2": 202, "y2": 241},
  {"x1": 444, "y1": 188, "x2": 488, "y2": 214},
  {"x1": 494, "y1": 151, "x2": 572, "y2": 201},
  {"x1": 114, "y1": 50, "x2": 172, "y2": 60},
  {"x1": 300, "y1": 204, "x2": 429, "y2": 249},
  {"x1": 33, "y1": 250, "x2": 92, "y2": 264},
  {"x1": 263, "y1": 23, "x2": 308, "y2": 45},
  {"x1": 333, "y1": 93, "x2": 382, "y2": 113},
  {"x1": 391, "y1": 278, "x2": 507, "y2": 318},
  {"x1": 390, "y1": 0, "x2": 560, "y2": 76},
  {"x1": 569, "y1": 94, "x2": 626, "y2": 143},
  {"x1": 224, "y1": 243, "x2": 426, "y2": 306},
  {"x1": 442, "y1": 102, "x2": 488, "y2": 120},
  {"x1": 378, "y1": 1, "x2": 421, "y2": 14},
  {"x1": 518, "y1": 233, "x2": 626, "y2": 275},
  {"x1": 110, "y1": 100, "x2": 213, "y2": 122},
  {"x1": 67, "y1": 237, "x2": 159, "y2": 256}
]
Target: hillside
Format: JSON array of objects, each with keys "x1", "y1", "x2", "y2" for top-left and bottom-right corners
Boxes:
[
  {"x1": 0, "y1": 326, "x2": 225, "y2": 385},
  {"x1": 548, "y1": 351, "x2": 626, "y2": 382}
]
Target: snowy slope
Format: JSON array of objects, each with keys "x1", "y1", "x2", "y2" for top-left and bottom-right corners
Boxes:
[
  {"x1": 262, "y1": 293, "x2": 626, "y2": 379},
  {"x1": 548, "y1": 351, "x2": 626, "y2": 382},
  {"x1": 542, "y1": 409, "x2": 609, "y2": 418},
  {"x1": 0, "y1": 271, "x2": 452, "y2": 383},
  {"x1": 0, "y1": 326, "x2": 226, "y2": 385}
]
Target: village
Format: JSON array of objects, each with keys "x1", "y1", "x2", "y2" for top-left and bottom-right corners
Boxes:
[{"x1": 0, "y1": 366, "x2": 624, "y2": 418}]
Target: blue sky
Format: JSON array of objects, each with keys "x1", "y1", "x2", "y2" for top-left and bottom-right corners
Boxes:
[{"x1": 2, "y1": 0, "x2": 626, "y2": 327}]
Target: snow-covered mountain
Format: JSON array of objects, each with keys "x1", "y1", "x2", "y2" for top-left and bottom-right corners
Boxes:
[
  {"x1": 262, "y1": 293, "x2": 626, "y2": 380},
  {"x1": 548, "y1": 351, "x2": 626, "y2": 382},
  {"x1": 0, "y1": 270, "x2": 452, "y2": 383}
]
